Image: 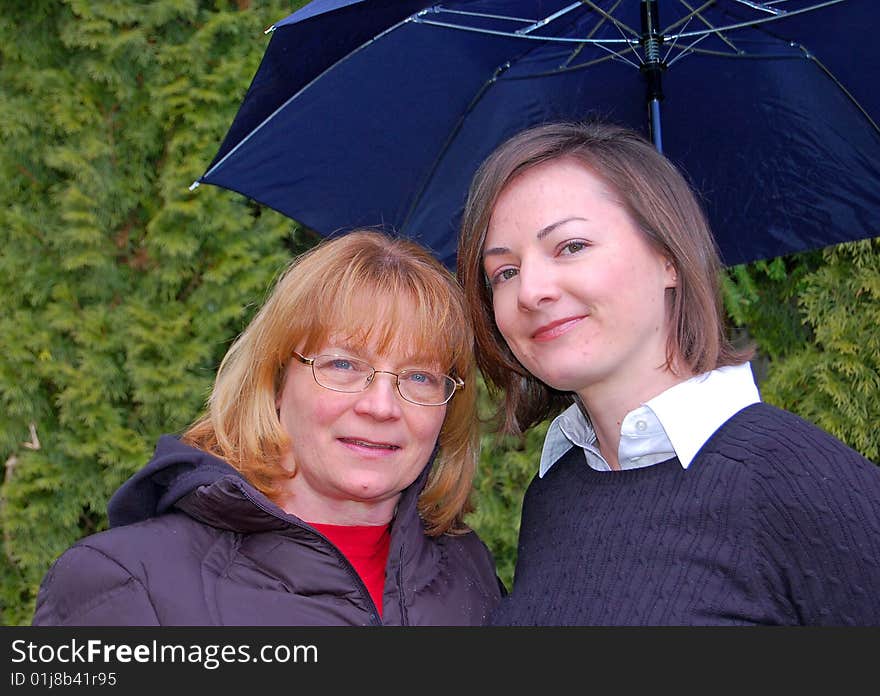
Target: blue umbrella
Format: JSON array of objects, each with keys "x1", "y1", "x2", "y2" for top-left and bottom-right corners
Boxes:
[{"x1": 192, "y1": 0, "x2": 880, "y2": 270}]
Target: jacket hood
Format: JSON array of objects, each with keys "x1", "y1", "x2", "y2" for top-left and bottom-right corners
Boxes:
[{"x1": 107, "y1": 435, "x2": 246, "y2": 528}]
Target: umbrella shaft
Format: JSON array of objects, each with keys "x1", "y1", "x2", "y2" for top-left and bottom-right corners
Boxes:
[
  {"x1": 641, "y1": 0, "x2": 661, "y2": 58},
  {"x1": 649, "y1": 99, "x2": 663, "y2": 153},
  {"x1": 641, "y1": 0, "x2": 664, "y2": 153},
  {"x1": 640, "y1": 0, "x2": 664, "y2": 91}
]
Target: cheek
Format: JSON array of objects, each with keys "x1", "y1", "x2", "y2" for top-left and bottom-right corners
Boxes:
[
  {"x1": 309, "y1": 394, "x2": 357, "y2": 431},
  {"x1": 412, "y1": 408, "x2": 446, "y2": 447},
  {"x1": 491, "y1": 293, "x2": 516, "y2": 340},
  {"x1": 279, "y1": 383, "x2": 342, "y2": 436},
  {"x1": 492, "y1": 296, "x2": 531, "y2": 363}
]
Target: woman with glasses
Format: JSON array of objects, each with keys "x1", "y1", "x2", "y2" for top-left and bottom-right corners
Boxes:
[{"x1": 33, "y1": 230, "x2": 502, "y2": 626}]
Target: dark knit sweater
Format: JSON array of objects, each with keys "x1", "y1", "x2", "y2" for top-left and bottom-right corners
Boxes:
[{"x1": 490, "y1": 403, "x2": 880, "y2": 626}]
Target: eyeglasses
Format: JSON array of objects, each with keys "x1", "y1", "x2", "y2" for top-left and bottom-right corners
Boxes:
[{"x1": 292, "y1": 352, "x2": 464, "y2": 406}]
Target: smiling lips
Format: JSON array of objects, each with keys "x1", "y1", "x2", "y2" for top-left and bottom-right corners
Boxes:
[
  {"x1": 531, "y1": 316, "x2": 585, "y2": 342},
  {"x1": 339, "y1": 437, "x2": 400, "y2": 452}
]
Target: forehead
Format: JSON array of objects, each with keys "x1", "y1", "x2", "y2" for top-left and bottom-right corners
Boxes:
[
  {"x1": 485, "y1": 159, "x2": 619, "y2": 243},
  {"x1": 500, "y1": 158, "x2": 610, "y2": 208}
]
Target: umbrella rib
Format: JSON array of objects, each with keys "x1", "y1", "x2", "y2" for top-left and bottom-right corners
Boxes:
[
  {"x1": 667, "y1": 0, "x2": 742, "y2": 55},
  {"x1": 561, "y1": 0, "x2": 627, "y2": 70},
  {"x1": 399, "y1": 2, "x2": 620, "y2": 229},
  {"x1": 729, "y1": 0, "x2": 784, "y2": 13},
  {"x1": 662, "y1": 0, "x2": 717, "y2": 33},
  {"x1": 417, "y1": 0, "x2": 639, "y2": 45},
  {"x1": 578, "y1": 0, "x2": 639, "y2": 39},
  {"x1": 660, "y1": 8, "x2": 696, "y2": 65},
  {"x1": 428, "y1": 3, "x2": 592, "y2": 39},
  {"x1": 428, "y1": 1, "x2": 641, "y2": 41},
  {"x1": 676, "y1": 45, "x2": 808, "y2": 58},
  {"x1": 805, "y1": 50, "x2": 880, "y2": 136},
  {"x1": 584, "y1": 41, "x2": 641, "y2": 70},
  {"x1": 398, "y1": 66, "x2": 508, "y2": 233},
  {"x1": 516, "y1": 2, "x2": 583, "y2": 35},
  {"x1": 196, "y1": 15, "x2": 418, "y2": 183},
  {"x1": 400, "y1": 2, "x2": 643, "y2": 228},
  {"x1": 516, "y1": 47, "x2": 638, "y2": 77},
  {"x1": 416, "y1": 0, "x2": 835, "y2": 47},
  {"x1": 427, "y1": 8, "x2": 540, "y2": 24},
  {"x1": 665, "y1": 31, "x2": 715, "y2": 68},
  {"x1": 415, "y1": 17, "x2": 634, "y2": 44},
  {"x1": 670, "y1": 0, "x2": 846, "y2": 41}
]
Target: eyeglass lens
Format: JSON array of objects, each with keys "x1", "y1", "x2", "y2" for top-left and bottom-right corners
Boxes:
[{"x1": 310, "y1": 355, "x2": 454, "y2": 405}]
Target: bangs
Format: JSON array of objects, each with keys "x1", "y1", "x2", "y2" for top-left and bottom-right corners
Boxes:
[{"x1": 301, "y1": 283, "x2": 467, "y2": 373}]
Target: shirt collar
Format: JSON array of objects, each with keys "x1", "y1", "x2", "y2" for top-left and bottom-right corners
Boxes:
[
  {"x1": 539, "y1": 362, "x2": 761, "y2": 476},
  {"x1": 539, "y1": 402, "x2": 596, "y2": 477}
]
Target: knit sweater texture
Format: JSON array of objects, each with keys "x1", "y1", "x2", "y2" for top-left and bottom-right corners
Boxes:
[{"x1": 490, "y1": 403, "x2": 880, "y2": 626}]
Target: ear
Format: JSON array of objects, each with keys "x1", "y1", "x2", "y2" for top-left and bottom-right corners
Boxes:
[{"x1": 663, "y1": 258, "x2": 678, "y2": 289}]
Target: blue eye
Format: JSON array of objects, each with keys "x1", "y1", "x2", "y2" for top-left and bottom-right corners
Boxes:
[
  {"x1": 318, "y1": 356, "x2": 368, "y2": 373},
  {"x1": 404, "y1": 371, "x2": 439, "y2": 386}
]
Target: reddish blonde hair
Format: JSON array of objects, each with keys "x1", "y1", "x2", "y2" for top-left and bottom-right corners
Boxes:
[{"x1": 184, "y1": 231, "x2": 479, "y2": 536}]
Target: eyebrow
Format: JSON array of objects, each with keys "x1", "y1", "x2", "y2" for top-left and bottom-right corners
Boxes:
[
  {"x1": 323, "y1": 340, "x2": 443, "y2": 367},
  {"x1": 483, "y1": 216, "x2": 590, "y2": 257}
]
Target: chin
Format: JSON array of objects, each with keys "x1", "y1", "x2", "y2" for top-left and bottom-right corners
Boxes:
[
  {"x1": 518, "y1": 355, "x2": 578, "y2": 388},
  {"x1": 540, "y1": 371, "x2": 593, "y2": 394},
  {"x1": 343, "y1": 478, "x2": 398, "y2": 502},
  {"x1": 532, "y1": 365, "x2": 576, "y2": 388}
]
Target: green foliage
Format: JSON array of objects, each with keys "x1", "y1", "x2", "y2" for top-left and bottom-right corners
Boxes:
[
  {"x1": 721, "y1": 243, "x2": 880, "y2": 461},
  {"x1": 0, "y1": 0, "x2": 302, "y2": 625},
  {"x1": 758, "y1": 241, "x2": 880, "y2": 461},
  {"x1": 465, "y1": 378, "x2": 545, "y2": 592},
  {"x1": 721, "y1": 252, "x2": 821, "y2": 361}
]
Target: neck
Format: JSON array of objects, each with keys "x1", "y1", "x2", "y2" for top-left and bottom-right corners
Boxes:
[
  {"x1": 273, "y1": 484, "x2": 399, "y2": 526},
  {"x1": 577, "y1": 360, "x2": 694, "y2": 471}
]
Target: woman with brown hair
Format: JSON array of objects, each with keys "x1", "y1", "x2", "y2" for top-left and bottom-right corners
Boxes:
[
  {"x1": 33, "y1": 230, "x2": 502, "y2": 625},
  {"x1": 457, "y1": 120, "x2": 880, "y2": 625}
]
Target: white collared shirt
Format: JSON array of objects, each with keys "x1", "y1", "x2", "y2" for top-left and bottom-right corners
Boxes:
[{"x1": 538, "y1": 362, "x2": 761, "y2": 476}]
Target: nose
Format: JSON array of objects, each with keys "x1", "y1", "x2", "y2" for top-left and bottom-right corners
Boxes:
[
  {"x1": 516, "y1": 257, "x2": 559, "y2": 311},
  {"x1": 353, "y1": 371, "x2": 403, "y2": 420}
]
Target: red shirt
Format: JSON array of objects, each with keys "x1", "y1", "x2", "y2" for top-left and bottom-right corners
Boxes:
[{"x1": 310, "y1": 522, "x2": 391, "y2": 618}]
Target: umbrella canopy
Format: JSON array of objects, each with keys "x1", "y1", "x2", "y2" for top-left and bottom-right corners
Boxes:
[{"x1": 193, "y1": 0, "x2": 880, "y2": 270}]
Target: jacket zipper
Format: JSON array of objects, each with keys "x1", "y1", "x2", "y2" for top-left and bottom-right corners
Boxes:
[
  {"x1": 240, "y1": 488, "x2": 384, "y2": 625},
  {"x1": 397, "y1": 546, "x2": 409, "y2": 625}
]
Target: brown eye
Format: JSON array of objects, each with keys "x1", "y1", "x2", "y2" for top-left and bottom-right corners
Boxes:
[
  {"x1": 560, "y1": 241, "x2": 588, "y2": 255},
  {"x1": 491, "y1": 267, "x2": 518, "y2": 285}
]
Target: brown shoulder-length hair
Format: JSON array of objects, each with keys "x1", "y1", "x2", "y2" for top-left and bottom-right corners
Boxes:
[
  {"x1": 457, "y1": 121, "x2": 753, "y2": 435},
  {"x1": 183, "y1": 230, "x2": 479, "y2": 536}
]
